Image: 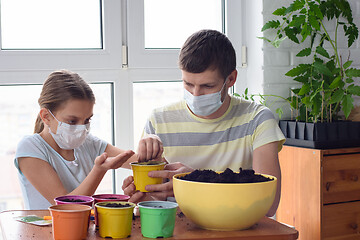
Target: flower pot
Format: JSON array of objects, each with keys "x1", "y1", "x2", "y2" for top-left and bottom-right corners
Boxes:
[
  {"x1": 279, "y1": 120, "x2": 360, "y2": 149},
  {"x1": 92, "y1": 194, "x2": 130, "y2": 227},
  {"x1": 130, "y1": 161, "x2": 166, "y2": 192},
  {"x1": 138, "y1": 201, "x2": 178, "y2": 238},
  {"x1": 95, "y1": 201, "x2": 136, "y2": 238},
  {"x1": 49, "y1": 204, "x2": 92, "y2": 240},
  {"x1": 287, "y1": 121, "x2": 297, "y2": 139},
  {"x1": 296, "y1": 122, "x2": 306, "y2": 140},
  {"x1": 54, "y1": 195, "x2": 94, "y2": 207}
]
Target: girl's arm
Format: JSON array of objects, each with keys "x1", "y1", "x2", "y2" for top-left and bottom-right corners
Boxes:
[{"x1": 17, "y1": 150, "x2": 134, "y2": 205}]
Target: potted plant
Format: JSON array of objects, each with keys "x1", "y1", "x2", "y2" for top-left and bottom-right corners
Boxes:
[{"x1": 259, "y1": 0, "x2": 360, "y2": 149}]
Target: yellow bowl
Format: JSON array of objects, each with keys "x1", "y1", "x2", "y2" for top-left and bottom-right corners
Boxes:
[{"x1": 173, "y1": 172, "x2": 277, "y2": 231}]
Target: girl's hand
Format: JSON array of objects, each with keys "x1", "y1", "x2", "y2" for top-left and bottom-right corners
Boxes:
[
  {"x1": 95, "y1": 150, "x2": 135, "y2": 172},
  {"x1": 137, "y1": 134, "x2": 163, "y2": 162}
]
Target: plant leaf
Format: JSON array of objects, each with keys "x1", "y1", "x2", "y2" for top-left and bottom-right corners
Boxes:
[
  {"x1": 271, "y1": 36, "x2": 288, "y2": 48},
  {"x1": 329, "y1": 75, "x2": 342, "y2": 89},
  {"x1": 293, "y1": 76, "x2": 308, "y2": 83},
  {"x1": 329, "y1": 89, "x2": 344, "y2": 104},
  {"x1": 313, "y1": 61, "x2": 333, "y2": 76},
  {"x1": 284, "y1": 27, "x2": 300, "y2": 44},
  {"x1": 262, "y1": 20, "x2": 280, "y2": 32},
  {"x1": 298, "y1": 83, "x2": 310, "y2": 96},
  {"x1": 257, "y1": 37, "x2": 272, "y2": 43},
  {"x1": 345, "y1": 68, "x2": 360, "y2": 77},
  {"x1": 309, "y1": 15, "x2": 320, "y2": 31},
  {"x1": 315, "y1": 46, "x2": 330, "y2": 58},
  {"x1": 296, "y1": 48, "x2": 312, "y2": 57},
  {"x1": 343, "y1": 60, "x2": 353, "y2": 69},
  {"x1": 273, "y1": 7, "x2": 287, "y2": 16},
  {"x1": 342, "y1": 95, "x2": 354, "y2": 119},
  {"x1": 348, "y1": 85, "x2": 360, "y2": 96},
  {"x1": 285, "y1": 64, "x2": 310, "y2": 77}
]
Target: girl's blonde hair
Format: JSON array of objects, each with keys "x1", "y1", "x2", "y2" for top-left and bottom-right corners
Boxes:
[{"x1": 34, "y1": 70, "x2": 95, "y2": 133}]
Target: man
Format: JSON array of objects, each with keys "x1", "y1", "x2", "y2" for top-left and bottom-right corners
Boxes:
[{"x1": 123, "y1": 29, "x2": 285, "y2": 216}]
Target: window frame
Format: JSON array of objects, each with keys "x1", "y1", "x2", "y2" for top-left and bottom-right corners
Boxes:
[
  {"x1": 127, "y1": 0, "x2": 244, "y2": 69},
  {"x1": 0, "y1": 0, "x2": 123, "y2": 72}
]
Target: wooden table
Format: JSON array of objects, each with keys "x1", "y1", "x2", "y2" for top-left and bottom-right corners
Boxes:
[{"x1": 0, "y1": 210, "x2": 298, "y2": 240}]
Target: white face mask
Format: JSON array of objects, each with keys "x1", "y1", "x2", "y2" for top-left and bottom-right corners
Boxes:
[
  {"x1": 184, "y1": 80, "x2": 228, "y2": 116},
  {"x1": 48, "y1": 110, "x2": 90, "y2": 150}
]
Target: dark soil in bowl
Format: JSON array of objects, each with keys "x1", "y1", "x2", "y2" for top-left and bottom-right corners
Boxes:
[
  {"x1": 103, "y1": 203, "x2": 132, "y2": 208},
  {"x1": 178, "y1": 168, "x2": 273, "y2": 183},
  {"x1": 60, "y1": 198, "x2": 86, "y2": 202}
]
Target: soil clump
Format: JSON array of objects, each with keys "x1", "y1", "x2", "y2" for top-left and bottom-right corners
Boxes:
[
  {"x1": 178, "y1": 168, "x2": 273, "y2": 183},
  {"x1": 103, "y1": 203, "x2": 132, "y2": 208}
]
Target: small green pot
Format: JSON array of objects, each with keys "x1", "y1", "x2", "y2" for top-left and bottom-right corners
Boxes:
[{"x1": 138, "y1": 201, "x2": 178, "y2": 238}]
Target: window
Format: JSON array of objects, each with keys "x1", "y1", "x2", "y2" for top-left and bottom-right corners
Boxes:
[
  {"x1": 1, "y1": 0, "x2": 102, "y2": 49},
  {"x1": 128, "y1": 0, "x2": 243, "y2": 68},
  {"x1": 0, "y1": 83, "x2": 113, "y2": 210},
  {"x1": 144, "y1": 0, "x2": 222, "y2": 49},
  {"x1": 0, "y1": 0, "x2": 122, "y2": 70},
  {"x1": 133, "y1": 81, "x2": 183, "y2": 149}
]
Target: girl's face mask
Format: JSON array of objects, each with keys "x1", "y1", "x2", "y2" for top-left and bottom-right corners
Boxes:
[
  {"x1": 48, "y1": 110, "x2": 90, "y2": 150},
  {"x1": 184, "y1": 79, "x2": 228, "y2": 116}
]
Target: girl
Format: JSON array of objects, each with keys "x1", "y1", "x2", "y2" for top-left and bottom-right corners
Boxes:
[{"x1": 14, "y1": 70, "x2": 163, "y2": 209}]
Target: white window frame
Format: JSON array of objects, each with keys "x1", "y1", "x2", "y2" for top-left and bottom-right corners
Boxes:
[
  {"x1": 127, "y1": 0, "x2": 244, "y2": 69},
  {"x1": 0, "y1": 0, "x2": 123, "y2": 75}
]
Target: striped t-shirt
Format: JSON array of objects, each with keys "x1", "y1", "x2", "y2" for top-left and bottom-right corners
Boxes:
[{"x1": 144, "y1": 95, "x2": 285, "y2": 171}]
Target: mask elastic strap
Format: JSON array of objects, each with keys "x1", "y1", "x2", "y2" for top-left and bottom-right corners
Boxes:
[{"x1": 48, "y1": 109, "x2": 60, "y2": 123}]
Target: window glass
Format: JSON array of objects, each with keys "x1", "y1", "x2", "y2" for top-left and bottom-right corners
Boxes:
[
  {"x1": 144, "y1": 0, "x2": 222, "y2": 49},
  {"x1": 133, "y1": 81, "x2": 183, "y2": 149},
  {"x1": 0, "y1": 0, "x2": 102, "y2": 49},
  {"x1": 0, "y1": 83, "x2": 112, "y2": 211}
]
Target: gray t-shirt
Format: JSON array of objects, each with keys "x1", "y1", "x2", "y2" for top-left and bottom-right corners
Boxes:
[{"x1": 14, "y1": 133, "x2": 107, "y2": 210}]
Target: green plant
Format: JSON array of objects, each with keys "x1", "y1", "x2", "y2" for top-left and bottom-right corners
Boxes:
[
  {"x1": 233, "y1": 89, "x2": 287, "y2": 119},
  {"x1": 260, "y1": 0, "x2": 360, "y2": 122}
]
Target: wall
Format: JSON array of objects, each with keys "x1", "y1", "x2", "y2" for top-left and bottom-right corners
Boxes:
[{"x1": 262, "y1": 0, "x2": 360, "y2": 119}]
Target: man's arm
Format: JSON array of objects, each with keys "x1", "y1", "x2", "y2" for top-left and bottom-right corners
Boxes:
[{"x1": 252, "y1": 141, "x2": 282, "y2": 217}]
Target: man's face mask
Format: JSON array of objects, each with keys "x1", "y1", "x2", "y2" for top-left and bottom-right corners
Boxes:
[
  {"x1": 48, "y1": 110, "x2": 90, "y2": 150},
  {"x1": 184, "y1": 79, "x2": 228, "y2": 116}
]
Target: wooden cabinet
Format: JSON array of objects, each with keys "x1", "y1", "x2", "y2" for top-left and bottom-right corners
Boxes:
[{"x1": 276, "y1": 146, "x2": 360, "y2": 240}]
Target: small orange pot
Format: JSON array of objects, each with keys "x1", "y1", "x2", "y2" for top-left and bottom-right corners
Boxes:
[{"x1": 49, "y1": 204, "x2": 92, "y2": 240}]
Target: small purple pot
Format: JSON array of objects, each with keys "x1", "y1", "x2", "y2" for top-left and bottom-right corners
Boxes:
[{"x1": 54, "y1": 195, "x2": 94, "y2": 207}]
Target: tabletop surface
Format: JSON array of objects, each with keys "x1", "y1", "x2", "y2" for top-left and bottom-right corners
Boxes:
[{"x1": 0, "y1": 209, "x2": 298, "y2": 240}]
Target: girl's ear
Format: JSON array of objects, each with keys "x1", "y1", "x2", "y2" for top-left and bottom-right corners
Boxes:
[
  {"x1": 227, "y1": 70, "x2": 237, "y2": 87},
  {"x1": 39, "y1": 108, "x2": 51, "y2": 125}
]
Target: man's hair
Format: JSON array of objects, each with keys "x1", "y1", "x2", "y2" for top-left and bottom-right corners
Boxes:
[{"x1": 179, "y1": 29, "x2": 236, "y2": 79}]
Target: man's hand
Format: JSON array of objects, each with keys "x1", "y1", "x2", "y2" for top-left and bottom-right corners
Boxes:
[
  {"x1": 137, "y1": 134, "x2": 163, "y2": 162},
  {"x1": 122, "y1": 162, "x2": 194, "y2": 203}
]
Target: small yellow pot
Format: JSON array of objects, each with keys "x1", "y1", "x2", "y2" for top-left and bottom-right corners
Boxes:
[
  {"x1": 130, "y1": 161, "x2": 165, "y2": 192},
  {"x1": 95, "y1": 201, "x2": 136, "y2": 238}
]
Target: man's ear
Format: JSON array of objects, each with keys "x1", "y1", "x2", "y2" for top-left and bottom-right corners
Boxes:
[
  {"x1": 39, "y1": 108, "x2": 51, "y2": 126},
  {"x1": 227, "y1": 70, "x2": 237, "y2": 87}
]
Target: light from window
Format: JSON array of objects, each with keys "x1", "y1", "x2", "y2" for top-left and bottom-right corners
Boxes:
[
  {"x1": 144, "y1": 0, "x2": 222, "y2": 49},
  {"x1": 0, "y1": 83, "x2": 112, "y2": 211},
  {"x1": 0, "y1": 0, "x2": 102, "y2": 49},
  {"x1": 133, "y1": 81, "x2": 183, "y2": 149}
]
